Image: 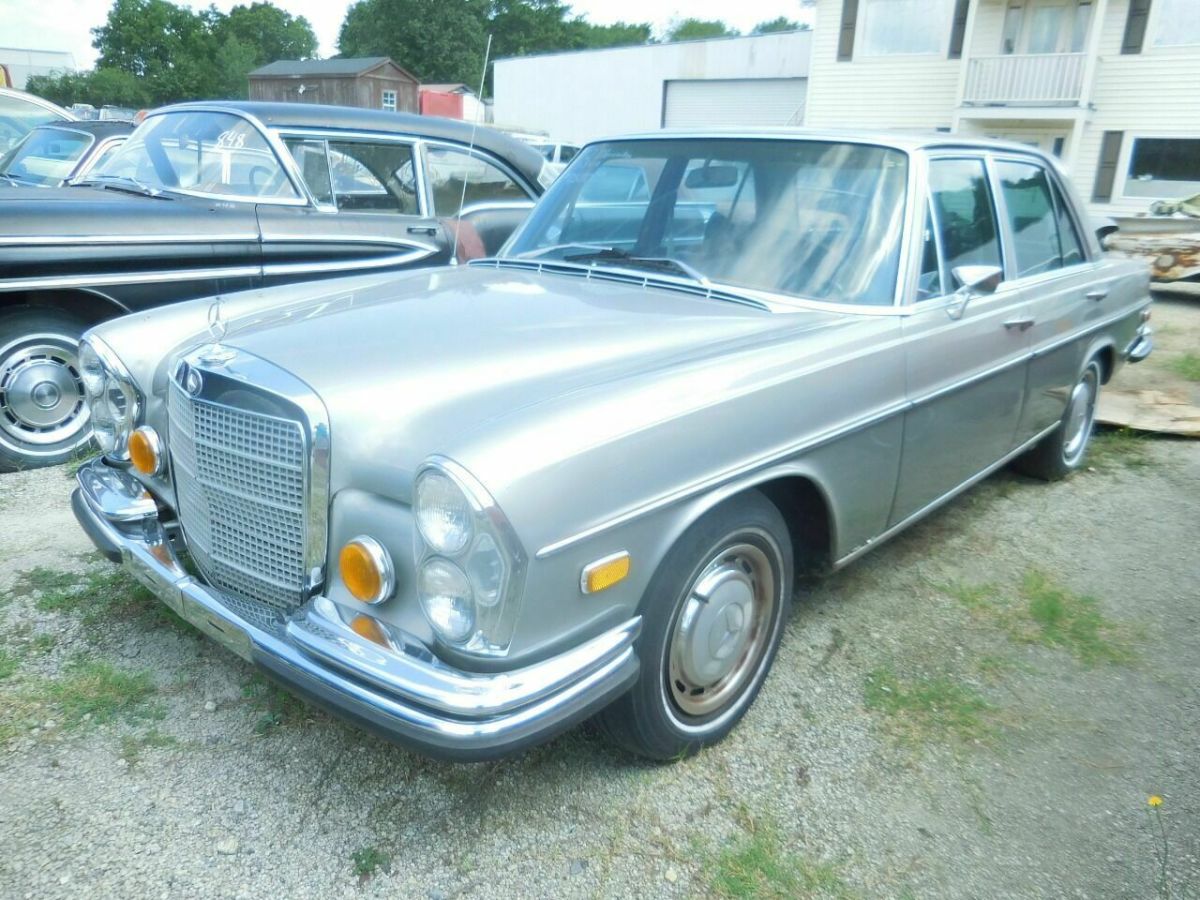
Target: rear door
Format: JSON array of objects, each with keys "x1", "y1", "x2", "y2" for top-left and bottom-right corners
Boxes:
[
  {"x1": 256, "y1": 133, "x2": 450, "y2": 287},
  {"x1": 890, "y1": 155, "x2": 1032, "y2": 524}
]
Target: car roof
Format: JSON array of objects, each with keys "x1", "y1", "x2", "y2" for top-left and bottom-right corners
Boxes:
[
  {"x1": 0, "y1": 87, "x2": 73, "y2": 121},
  {"x1": 154, "y1": 101, "x2": 547, "y2": 189},
  {"x1": 596, "y1": 127, "x2": 1051, "y2": 158},
  {"x1": 35, "y1": 119, "x2": 134, "y2": 138}
]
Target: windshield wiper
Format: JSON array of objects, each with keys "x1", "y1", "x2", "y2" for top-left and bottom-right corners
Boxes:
[
  {"x1": 562, "y1": 247, "x2": 710, "y2": 284},
  {"x1": 81, "y1": 173, "x2": 173, "y2": 200}
]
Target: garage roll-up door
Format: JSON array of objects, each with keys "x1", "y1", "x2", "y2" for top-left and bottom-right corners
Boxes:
[{"x1": 662, "y1": 78, "x2": 807, "y2": 129}]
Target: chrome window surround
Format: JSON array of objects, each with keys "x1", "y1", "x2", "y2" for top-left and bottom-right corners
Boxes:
[
  {"x1": 130, "y1": 105, "x2": 309, "y2": 206},
  {"x1": 169, "y1": 346, "x2": 331, "y2": 599},
  {"x1": 415, "y1": 137, "x2": 541, "y2": 214},
  {"x1": 415, "y1": 455, "x2": 529, "y2": 657},
  {"x1": 70, "y1": 135, "x2": 127, "y2": 182}
]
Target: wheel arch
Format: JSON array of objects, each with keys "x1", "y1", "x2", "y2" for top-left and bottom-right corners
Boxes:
[
  {"x1": 1083, "y1": 336, "x2": 1116, "y2": 384},
  {"x1": 0, "y1": 288, "x2": 130, "y2": 327}
]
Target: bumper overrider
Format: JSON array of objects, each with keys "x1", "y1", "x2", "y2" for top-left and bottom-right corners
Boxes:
[{"x1": 71, "y1": 460, "x2": 641, "y2": 761}]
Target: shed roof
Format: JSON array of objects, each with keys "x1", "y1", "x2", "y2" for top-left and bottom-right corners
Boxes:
[{"x1": 249, "y1": 57, "x2": 415, "y2": 80}]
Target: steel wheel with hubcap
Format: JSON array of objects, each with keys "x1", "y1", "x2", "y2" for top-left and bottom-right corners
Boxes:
[
  {"x1": 598, "y1": 491, "x2": 792, "y2": 760},
  {"x1": 1015, "y1": 357, "x2": 1103, "y2": 481},
  {"x1": 0, "y1": 308, "x2": 93, "y2": 471}
]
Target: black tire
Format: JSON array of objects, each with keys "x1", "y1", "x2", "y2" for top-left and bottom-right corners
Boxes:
[
  {"x1": 1014, "y1": 358, "x2": 1102, "y2": 481},
  {"x1": 597, "y1": 490, "x2": 793, "y2": 760},
  {"x1": 0, "y1": 306, "x2": 93, "y2": 472}
]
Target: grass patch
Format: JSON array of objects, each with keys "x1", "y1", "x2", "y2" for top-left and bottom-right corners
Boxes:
[
  {"x1": 0, "y1": 648, "x2": 16, "y2": 680},
  {"x1": 1170, "y1": 352, "x2": 1200, "y2": 382},
  {"x1": 350, "y1": 845, "x2": 392, "y2": 879},
  {"x1": 63, "y1": 448, "x2": 100, "y2": 479},
  {"x1": 120, "y1": 728, "x2": 178, "y2": 766},
  {"x1": 864, "y1": 667, "x2": 995, "y2": 744},
  {"x1": 1015, "y1": 570, "x2": 1136, "y2": 665},
  {"x1": 242, "y1": 675, "x2": 309, "y2": 734},
  {"x1": 43, "y1": 658, "x2": 161, "y2": 727},
  {"x1": 28, "y1": 565, "x2": 189, "y2": 634},
  {"x1": 712, "y1": 817, "x2": 852, "y2": 899},
  {"x1": 1088, "y1": 428, "x2": 1155, "y2": 471}
]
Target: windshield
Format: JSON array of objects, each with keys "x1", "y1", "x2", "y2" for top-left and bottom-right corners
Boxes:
[
  {"x1": 505, "y1": 138, "x2": 909, "y2": 306},
  {"x1": 94, "y1": 111, "x2": 299, "y2": 201},
  {"x1": 0, "y1": 126, "x2": 92, "y2": 185}
]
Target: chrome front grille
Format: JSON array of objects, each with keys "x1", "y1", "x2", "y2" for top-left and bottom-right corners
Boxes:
[{"x1": 168, "y1": 374, "x2": 310, "y2": 612}]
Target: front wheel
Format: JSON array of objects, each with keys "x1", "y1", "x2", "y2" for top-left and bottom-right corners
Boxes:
[
  {"x1": 0, "y1": 307, "x2": 93, "y2": 472},
  {"x1": 1014, "y1": 358, "x2": 1102, "y2": 481},
  {"x1": 598, "y1": 491, "x2": 793, "y2": 760}
]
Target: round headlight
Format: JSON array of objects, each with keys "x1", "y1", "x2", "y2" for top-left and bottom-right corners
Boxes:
[
  {"x1": 79, "y1": 341, "x2": 105, "y2": 398},
  {"x1": 415, "y1": 471, "x2": 473, "y2": 555},
  {"x1": 418, "y1": 558, "x2": 475, "y2": 643}
]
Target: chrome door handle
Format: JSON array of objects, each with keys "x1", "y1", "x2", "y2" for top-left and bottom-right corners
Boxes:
[
  {"x1": 1086, "y1": 289, "x2": 1108, "y2": 302},
  {"x1": 408, "y1": 225, "x2": 438, "y2": 236},
  {"x1": 1003, "y1": 317, "x2": 1035, "y2": 331}
]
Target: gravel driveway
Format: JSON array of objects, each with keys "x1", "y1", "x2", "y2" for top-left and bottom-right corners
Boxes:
[{"x1": 1, "y1": 417, "x2": 1197, "y2": 897}]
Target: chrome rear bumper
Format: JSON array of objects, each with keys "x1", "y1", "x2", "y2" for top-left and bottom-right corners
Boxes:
[{"x1": 71, "y1": 460, "x2": 640, "y2": 761}]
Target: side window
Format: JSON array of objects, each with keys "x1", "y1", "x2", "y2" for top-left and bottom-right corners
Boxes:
[
  {"x1": 284, "y1": 138, "x2": 333, "y2": 205},
  {"x1": 996, "y1": 160, "x2": 1063, "y2": 278},
  {"x1": 327, "y1": 140, "x2": 418, "y2": 214},
  {"x1": 559, "y1": 145, "x2": 579, "y2": 163},
  {"x1": 917, "y1": 202, "x2": 944, "y2": 300},
  {"x1": 425, "y1": 146, "x2": 529, "y2": 216},
  {"x1": 1051, "y1": 179, "x2": 1086, "y2": 266},
  {"x1": 928, "y1": 158, "x2": 1002, "y2": 284}
]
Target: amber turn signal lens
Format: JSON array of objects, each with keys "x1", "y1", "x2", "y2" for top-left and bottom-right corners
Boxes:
[
  {"x1": 582, "y1": 551, "x2": 630, "y2": 594},
  {"x1": 350, "y1": 614, "x2": 390, "y2": 647},
  {"x1": 128, "y1": 426, "x2": 162, "y2": 476},
  {"x1": 338, "y1": 536, "x2": 394, "y2": 604}
]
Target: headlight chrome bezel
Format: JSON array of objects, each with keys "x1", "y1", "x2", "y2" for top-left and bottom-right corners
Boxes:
[
  {"x1": 413, "y1": 457, "x2": 527, "y2": 657},
  {"x1": 79, "y1": 334, "x2": 141, "y2": 461}
]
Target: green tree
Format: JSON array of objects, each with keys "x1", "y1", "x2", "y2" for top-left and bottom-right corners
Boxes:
[
  {"x1": 218, "y1": 3, "x2": 318, "y2": 66},
  {"x1": 339, "y1": 0, "x2": 490, "y2": 88},
  {"x1": 570, "y1": 20, "x2": 653, "y2": 49},
  {"x1": 25, "y1": 68, "x2": 150, "y2": 108},
  {"x1": 751, "y1": 17, "x2": 807, "y2": 33},
  {"x1": 665, "y1": 19, "x2": 738, "y2": 41}
]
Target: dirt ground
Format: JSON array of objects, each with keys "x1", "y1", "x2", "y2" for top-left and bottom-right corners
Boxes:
[{"x1": 0, "y1": 305, "x2": 1197, "y2": 899}]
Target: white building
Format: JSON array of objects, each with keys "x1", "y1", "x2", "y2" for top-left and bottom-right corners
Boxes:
[
  {"x1": 0, "y1": 47, "x2": 75, "y2": 90},
  {"x1": 805, "y1": 0, "x2": 1200, "y2": 217},
  {"x1": 493, "y1": 31, "x2": 813, "y2": 143}
]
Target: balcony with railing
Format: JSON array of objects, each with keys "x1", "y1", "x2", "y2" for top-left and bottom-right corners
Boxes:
[{"x1": 962, "y1": 53, "x2": 1088, "y2": 106}]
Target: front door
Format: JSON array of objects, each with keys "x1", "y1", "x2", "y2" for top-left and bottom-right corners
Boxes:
[
  {"x1": 257, "y1": 135, "x2": 450, "y2": 288},
  {"x1": 890, "y1": 156, "x2": 1032, "y2": 524}
]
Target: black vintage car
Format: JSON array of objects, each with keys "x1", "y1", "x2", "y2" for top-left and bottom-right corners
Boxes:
[
  {"x1": 0, "y1": 101, "x2": 548, "y2": 470},
  {"x1": 0, "y1": 119, "x2": 133, "y2": 189}
]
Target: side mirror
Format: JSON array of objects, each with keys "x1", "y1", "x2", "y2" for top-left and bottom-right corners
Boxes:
[
  {"x1": 684, "y1": 165, "x2": 739, "y2": 189},
  {"x1": 947, "y1": 265, "x2": 1003, "y2": 319}
]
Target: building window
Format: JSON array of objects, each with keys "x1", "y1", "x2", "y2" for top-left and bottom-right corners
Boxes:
[
  {"x1": 381, "y1": 90, "x2": 397, "y2": 112},
  {"x1": 1153, "y1": 0, "x2": 1200, "y2": 46},
  {"x1": 859, "y1": 0, "x2": 953, "y2": 56},
  {"x1": 1124, "y1": 137, "x2": 1200, "y2": 199}
]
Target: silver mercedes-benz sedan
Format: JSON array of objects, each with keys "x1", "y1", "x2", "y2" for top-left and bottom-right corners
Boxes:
[{"x1": 70, "y1": 131, "x2": 1152, "y2": 761}]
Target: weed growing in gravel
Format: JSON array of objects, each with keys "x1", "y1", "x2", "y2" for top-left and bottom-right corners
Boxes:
[
  {"x1": 242, "y1": 675, "x2": 310, "y2": 734},
  {"x1": 43, "y1": 658, "x2": 162, "y2": 727},
  {"x1": 28, "y1": 565, "x2": 191, "y2": 634},
  {"x1": 64, "y1": 449, "x2": 100, "y2": 479},
  {"x1": 0, "y1": 648, "x2": 16, "y2": 680},
  {"x1": 864, "y1": 667, "x2": 995, "y2": 744},
  {"x1": 1088, "y1": 428, "x2": 1155, "y2": 471},
  {"x1": 351, "y1": 845, "x2": 392, "y2": 880},
  {"x1": 8, "y1": 566, "x2": 80, "y2": 599},
  {"x1": 1170, "y1": 352, "x2": 1200, "y2": 382},
  {"x1": 711, "y1": 815, "x2": 853, "y2": 899},
  {"x1": 119, "y1": 728, "x2": 178, "y2": 767},
  {"x1": 1016, "y1": 570, "x2": 1136, "y2": 665}
]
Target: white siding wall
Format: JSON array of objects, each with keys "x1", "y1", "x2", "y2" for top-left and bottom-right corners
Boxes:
[
  {"x1": 805, "y1": 0, "x2": 963, "y2": 130},
  {"x1": 493, "y1": 32, "x2": 812, "y2": 143},
  {"x1": 1073, "y1": 0, "x2": 1200, "y2": 217}
]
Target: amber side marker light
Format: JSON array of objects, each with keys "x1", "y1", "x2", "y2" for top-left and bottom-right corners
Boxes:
[
  {"x1": 339, "y1": 536, "x2": 394, "y2": 604},
  {"x1": 581, "y1": 551, "x2": 631, "y2": 594},
  {"x1": 128, "y1": 426, "x2": 163, "y2": 476}
]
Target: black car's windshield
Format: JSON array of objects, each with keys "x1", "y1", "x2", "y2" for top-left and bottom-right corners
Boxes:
[
  {"x1": 505, "y1": 138, "x2": 909, "y2": 306},
  {"x1": 0, "y1": 127, "x2": 92, "y2": 185},
  {"x1": 95, "y1": 111, "x2": 299, "y2": 201}
]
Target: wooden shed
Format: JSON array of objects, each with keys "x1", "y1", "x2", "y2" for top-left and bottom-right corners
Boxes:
[{"x1": 248, "y1": 57, "x2": 420, "y2": 113}]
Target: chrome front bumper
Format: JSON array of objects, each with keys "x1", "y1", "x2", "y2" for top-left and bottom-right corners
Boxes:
[{"x1": 71, "y1": 460, "x2": 641, "y2": 761}]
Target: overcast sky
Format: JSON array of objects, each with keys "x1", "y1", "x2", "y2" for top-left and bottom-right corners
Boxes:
[{"x1": 5, "y1": 0, "x2": 813, "y2": 69}]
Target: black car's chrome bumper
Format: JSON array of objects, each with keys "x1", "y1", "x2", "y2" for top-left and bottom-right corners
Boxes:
[{"x1": 71, "y1": 460, "x2": 640, "y2": 761}]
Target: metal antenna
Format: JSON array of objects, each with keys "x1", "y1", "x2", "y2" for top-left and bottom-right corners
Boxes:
[{"x1": 451, "y1": 33, "x2": 492, "y2": 265}]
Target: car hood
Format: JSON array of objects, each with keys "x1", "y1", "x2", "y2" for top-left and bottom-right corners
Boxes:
[{"x1": 215, "y1": 264, "x2": 843, "y2": 495}]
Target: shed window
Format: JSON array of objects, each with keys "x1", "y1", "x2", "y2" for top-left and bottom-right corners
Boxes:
[
  {"x1": 1124, "y1": 137, "x2": 1200, "y2": 199},
  {"x1": 1153, "y1": 0, "x2": 1200, "y2": 46},
  {"x1": 381, "y1": 90, "x2": 397, "y2": 112},
  {"x1": 859, "y1": 0, "x2": 953, "y2": 55}
]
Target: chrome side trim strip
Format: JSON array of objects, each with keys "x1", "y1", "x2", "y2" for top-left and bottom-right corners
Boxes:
[
  {"x1": 832, "y1": 421, "x2": 1058, "y2": 569},
  {"x1": 1030, "y1": 305, "x2": 1146, "y2": 359},
  {"x1": 535, "y1": 397, "x2": 912, "y2": 559},
  {"x1": 0, "y1": 265, "x2": 261, "y2": 292},
  {"x1": 0, "y1": 234, "x2": 259, "y2": 246},
  {"x1": 262, "y1": 246, "x2": 436, "y2": 278},
  {"x1": 908, "y1": 351, "x2": 1030, "y2": 408}
]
